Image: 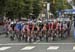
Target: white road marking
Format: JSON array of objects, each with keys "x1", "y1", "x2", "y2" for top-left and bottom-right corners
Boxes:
[
  {"x1": 7, "y1": 43, "x2": 29, "y2": 45},
  {"x1": 0, "y1": 43, "x2": 75, "y2": 45},
  {"x1": 73, "y1": 46, "x2": 75, "y2": 50},
  {"x1": 33, "y1": 43, "x2": 75, "y2": 45},
  {"x1": 0, "y1": 47, "x2": 11, "y2": 51},
  {"x1": 33, "y1": 40, "x2": 40, "y2": 44},
  {"x1": 0, "y1": 43, "x2": 29, "y2": 46},
  {"x1": 21, "y1": 46, "x2": 35, "y2": 50},
  {"x1": 47, "y1": 46, "x2": 59, "y2": 50}
]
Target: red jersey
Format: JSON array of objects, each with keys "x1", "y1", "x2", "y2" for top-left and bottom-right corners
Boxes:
[
  {"x1": 48, "y1": 23, "x2": 52, "y2": 30},
  {"x1": 60, "y1": 23, "x2": 64, "y2": 30},
  {"x1": 51, "y1": 22, "x2": 57, "y2": 30},
  {"x1": 28, "y1": 24, "x2": 34, "y2": 31},
  {"x1": 42, "y1": 24, "x2": 47, "y2": 31},
  {"x1": 56, "y1": 23, "x2": 60, "y2": 30}
]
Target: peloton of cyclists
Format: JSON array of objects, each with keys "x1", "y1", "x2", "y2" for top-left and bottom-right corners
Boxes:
[{"x1": 3, "y1": 18, "x2": 71, "y2": 42}]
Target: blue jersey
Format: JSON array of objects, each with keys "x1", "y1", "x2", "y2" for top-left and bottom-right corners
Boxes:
[
  {"x1": 15, "y1": 23, "x2": 22, "y2": 31},
  {"x1": 21, "y1": 24, "x2": 24, "y2": 30}
]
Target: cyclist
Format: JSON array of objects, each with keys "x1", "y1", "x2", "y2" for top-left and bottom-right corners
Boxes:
[
  {"x1": 21, "y1": 23, "x2": 28, "y2": 42},
  {"x1": 33, "y1": 23, "x2": 39, "y2": 42},
  {"x1": 37, "y1": 22, "x2": 43, "y2": 41},
  {"x1": 51, "y1": 20, "x2": 57, "y2": 41},
  {"x1": 26, "y1": 22, "x2": 34, "y2": 42},
  {"x1": 14, "y1": 21, "x2": 23, "y2": 41},
  {"x1": 42, "y1": 23, "x2": 47, "y2": 41}
]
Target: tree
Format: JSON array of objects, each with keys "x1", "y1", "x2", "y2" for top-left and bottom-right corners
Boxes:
[
  {"x1": 6, "y1": 0, "x2": 25, "y2": 18},
  {"x1": 47, "y1": 0, "x2": 72, "y2": 16},
  {"x1": 0, "y1": 0, "x2": 43, "y2": 18},
  {"x1": 0, "y1": 0, "x2": 9, "y2": 16},
  {"x1": 32, "y1": 0, "x2": 42, "y2": 17}
]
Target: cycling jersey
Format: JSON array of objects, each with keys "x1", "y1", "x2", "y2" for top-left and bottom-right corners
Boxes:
[
  {"x1": 28, "y1": 24, "x2": 34, "y2": 31},
  {"x1": 56, "y1": 23, "x2": 60, "y2": 30},
  {"x1": 34, "y1": 26, "x2": 37, "y2": 31},
  {"x1": 48, "y1": 23, "x2": 52, "y2": 30},
  {"x1": 10, "y1": 22, "x2": 16, "y2": 30},
  {"x1": 42, "y1": 24, "x2": 47, "y2": 31},
  {"x1": 60, "y1": 23, "x2": 63, "y2": 30},
  {"x1": 46, "y1": 23, "x2": 49, "y2": 30},
  {"x1": 38, "y1": 23, "x2": 43, "y2": 31},
  {"x1": 51, "y1": 22, "x2": 57, "y2": 30},
  {"x1": 22, "y1": 25, "x2": 27, "y2": 32},
  {"x1": 63, "y1": 23, "x2": 67, "y2": 30},
  {"x1": 15, "y1": 23, "x2": 23, "y2": 31}
]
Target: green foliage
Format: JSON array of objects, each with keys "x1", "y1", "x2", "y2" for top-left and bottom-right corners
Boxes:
[
  {"x1": 49, "y1": 0, "x2": 72, "y2": 16},
  {"x1": 0, "y1": 0, "x2": 42, "y2": 18},
  {"x1": 33, "y1": 0, "x2": 42, "y2": 17},
  {"x1": 0, "y1": 0, "x2": 72, "y2": 18}
]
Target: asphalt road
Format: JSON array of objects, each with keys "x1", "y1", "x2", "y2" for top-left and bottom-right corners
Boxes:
[
  {"x1": 0, "y1": 22, "x2": 74, "y2": 52},
  {"x1": 0, "y1": 43, "x2": 75, "y2": 52}
]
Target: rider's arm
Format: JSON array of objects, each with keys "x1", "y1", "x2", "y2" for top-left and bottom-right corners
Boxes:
[
  {"x1": 26, "y1": 25, "x2": 30, "y2": 32},
  {"x1": 37, "y1": 26, "x2": 40, "y2": 31},
  {"x1": 32, "y1": 25, "x2": 34, "y2": 31},
  {"x1": 21, "y1": 25, "x2": 25, "y2": 32}
]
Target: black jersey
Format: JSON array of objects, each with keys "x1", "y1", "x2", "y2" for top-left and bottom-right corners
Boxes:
[
  {"x1": 34, "y1": 26, "x2": 37, "y2": 31},
  {"x1": 29, "y1": 24, "x2": 33, "y2": 30},
  {"x1": 38, "y1": 23, "x2": 43, "y2": 31},
  {"x1": 10, "y1": 23, "x2": 16, "y2": 30}
]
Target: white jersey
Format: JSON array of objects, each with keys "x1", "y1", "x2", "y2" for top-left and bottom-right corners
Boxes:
[
  {"x1": 22, "y1": 25, "x2": 25, "y2": 31},
  {"x1": 63, "y1": 23, "x2": 67, "y2": 30},
  {"x1": 10, "y1": 21, "x2": 16, "y2": 25},
  {"x1": 22, "y1": 25, "x2": 27, "y2": 32},
  {"x1": 10, "y1": 21, "x2": 14, "y2": 24}
]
